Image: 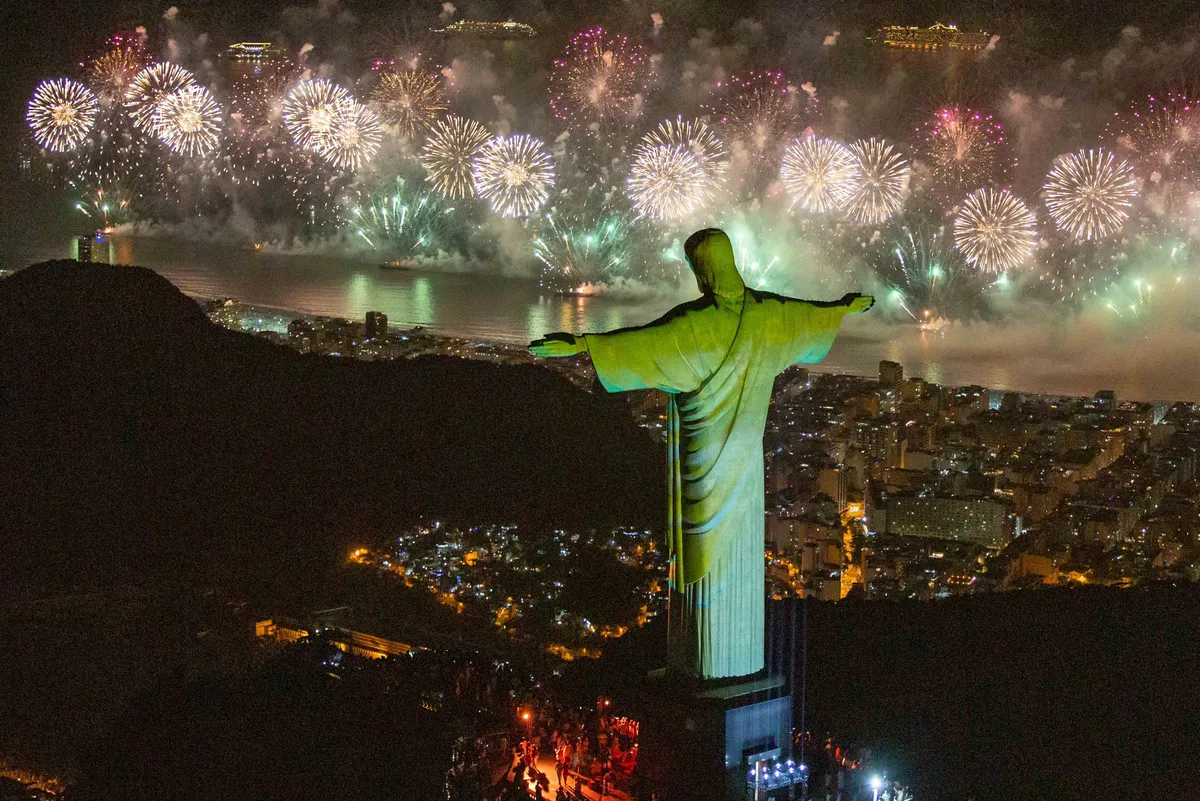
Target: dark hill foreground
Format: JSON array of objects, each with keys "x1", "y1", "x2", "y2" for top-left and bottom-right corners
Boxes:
[{"x1": 0, "y1": 261, "x2": 659, "y2": 603}]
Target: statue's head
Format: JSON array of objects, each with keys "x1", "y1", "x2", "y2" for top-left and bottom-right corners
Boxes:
[{"x1": 684, "y1": 228, "x2": 746, "y2": 303}]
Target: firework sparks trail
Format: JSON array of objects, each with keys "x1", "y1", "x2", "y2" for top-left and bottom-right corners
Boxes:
[
  {"x1": 954, "y1": 187, "x2": 1037, "y2": 273},
  {"x1": 534, "y1": 203, "x2": 635, "y2": 290},
  {"x1": 421, "y1": 115, "x2": 492, "y2": 199},
  {"x1": 781, "y1": 136, "x2": 855, "y2": 213},
  {"x1": 548, "y1": 27, "x2": 647, "y2": 127},
  {"x1": 125, "y1": 63, "x2": 196, "y2": 132},
  {"x1": 370, "y1": 69, "x2": 447, "y2": 137},
  {"x1": 155, "y1": 84, "x2": 223, "y2": 157},
  {"x1": 1033, "y1": 235, "x2": 1128, "y2": 302},
  {"x1": 347, "y1": 178, "x2": 457, "y2": 254},
  {"x1": 27, "y1": 78, "x2": 100, "y2": 152},
  {"x1": 74, "y1": 184, "x2": 136, "y2": 229},
  {"x1": 842, "y1": 138, "x2": 910, "y2": 224},
  {"x1": 729, "y1": 230, "x2": 781, "y2": 289},
  {"x1": 1043, "y1": 148, "x2": 1138, "y2": 241},
  {"x1": 870, "y1": 221, "x2": 980, "y2": 321},
  {"x1": 282, "y1": 78, "x2": 355, "y2": 153},
  {"x1": 472, "y1": 134, "x2": 554, "y2": 217}
]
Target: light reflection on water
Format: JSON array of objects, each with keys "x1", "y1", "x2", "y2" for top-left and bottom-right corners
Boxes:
[{"x1": 6, "y1": 232, "x2": 1200, "y2": 403}]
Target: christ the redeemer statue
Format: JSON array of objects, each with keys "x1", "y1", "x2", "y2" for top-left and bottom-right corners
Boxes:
[{"x1": 531, "y1": 228, "x2": 873, "y2": 681}]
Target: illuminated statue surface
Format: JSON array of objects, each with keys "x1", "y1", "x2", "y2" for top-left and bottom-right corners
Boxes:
[{"x1": 532, "y1": 228, "x2": 872, "y2": 679}]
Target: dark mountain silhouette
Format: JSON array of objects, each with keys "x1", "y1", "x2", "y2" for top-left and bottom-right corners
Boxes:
[
  {"x1": 69, "y1": 652, "x2": 455, "y2": 801},
  {"x1": 0, "y1": 261, "x2": 660, "y2": 603}
]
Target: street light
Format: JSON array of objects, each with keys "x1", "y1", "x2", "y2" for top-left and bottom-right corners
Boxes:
[{"x1": 871, "y1": 775, "x2": 884, "y2": 801}]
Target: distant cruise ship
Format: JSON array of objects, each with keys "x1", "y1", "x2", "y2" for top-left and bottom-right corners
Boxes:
[
  {"x1": 869, "y1": 22, "x2": 992, "y2": 52},
  {"x1": 223, "y1": 42, "x2": 289, "y2": 63},
  {"x1": 431, "y1": 20, "x2": 537, "y2": 39}
]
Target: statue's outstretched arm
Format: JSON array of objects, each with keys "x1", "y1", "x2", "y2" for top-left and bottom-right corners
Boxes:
[
  {"x1": 532, "y1": 305, "x2": 706, "y2": 395},
  {"x1": 530, "y1": 332, "x2": 587, "y2": 359},
  {"x1": 842, "y1": 292, "x2": 875, "y2": 314},
  {"x1": 782, "y1": 292, "x2": 874, "y2": 366}
]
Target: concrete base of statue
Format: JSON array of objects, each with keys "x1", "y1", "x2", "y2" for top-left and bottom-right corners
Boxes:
[{"x1": 636, "y1": 670, "x2": 793, "y2": 801}]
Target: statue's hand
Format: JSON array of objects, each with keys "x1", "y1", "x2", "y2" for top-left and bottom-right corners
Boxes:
[
  {"x1": 842, "y1": 293, "x2": 875, "y2": 314},
  {"x1": 530, "y1": 332, "x2": 584, "y2": 358}
]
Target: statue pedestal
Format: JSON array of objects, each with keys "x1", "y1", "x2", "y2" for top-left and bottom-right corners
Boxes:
[{"x1": 637, "y1": 670, "x2": 793, "y2": 801}]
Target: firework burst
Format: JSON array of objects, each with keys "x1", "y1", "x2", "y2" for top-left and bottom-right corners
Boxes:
[
  {"x1": 842, "y1": 138, "x2": 911, "y2": 225},
  {"x1": 1043, "y1": 148, "x2": 1138, "y2": 240},
  {"x1": 317, "y1": 102, "x2": 382, "y2": 170},
  {"x1": 74, "y1": 183, "x2": 137, "y2": 229},
  {"x1": 916, "y1": 107, "x2": 1009, "y2": 202},
  {"x1": 27, "y1": 78, "x2": 99, "y2": 152},
  {"x1": 66, "y1": 103, "x2": 161, "y2": 206},
  {"x1": 1106, "y1": 93, "x2": 1200, "y2": 187},
  {"x1": 868, "y1": 218, "x2": 985, "y2": 321},
  {"x1": 781, "y1": 136, "x2": 855, "y2": 213},
  {"x1": 708, "y1": 72, "x2": 817, "y2": 171},
  {"x1": 1034, "y1": 235, "x2": 1128, "y2": 303},
  {"x1": 1096, "y1": 238, "x2": 1190, "y2": 319},
  {"x1": 642, "y1": 117, "x2": 727, "y2": 190},
  {"x1": 628, "y1": 145, "x2": 707, "y2": 220},
  {"x1": 954, "y1": 188, "x2": 1037, "y2": 273},
  {"x1": 282, "y1": 78, "x2": 355, "y2": 152},
  {"x1": 472, "y1": 134, "x2": 554, "y2": 217},
  {"x1": 548, "y1": 27, "x2": 647, "y2": 127},
  {"x1": 125, "y1": 63, "x2": 196, "y2": 132},
  {"x1": 88, "y1": 38, "x2": 151, "y2": 103},
  {"x1": 421, "y1": 115, "x2": 492, "y2": 199},
  {"x1": 370, "y1": 69, "x2": 447, "y2": 137},
  {"x1": 347, "y1": 178, "x2": 457, "y2": 255},
  {"x1": 155, "y1": 85, "x2": 223, "y2": 157},
  {"x1": 534, "y1": 196, "x2": 636, "y2": 290}
]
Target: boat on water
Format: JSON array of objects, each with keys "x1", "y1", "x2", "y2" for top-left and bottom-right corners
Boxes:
[{"x1": 379, "y1": 258, "x2": 418, "y2": 271}]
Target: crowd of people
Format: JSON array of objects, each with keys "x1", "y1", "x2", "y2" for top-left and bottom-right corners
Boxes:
[
  {"x1": 449, "y1": 716, "x2": 917, "y2": 801},
  {"x1": 503, "y1": 703, "x2": 643, "y2": 800}
]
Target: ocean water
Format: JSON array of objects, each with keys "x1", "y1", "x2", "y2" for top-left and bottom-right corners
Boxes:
[{"x1": 5, "y1": 223, "x2": 1199, "y2": 404}]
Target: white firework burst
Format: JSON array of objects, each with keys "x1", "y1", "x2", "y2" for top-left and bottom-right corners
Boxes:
[
  {"x1": 155, "y1": 84, "x2": 223, "y2": 157},
  {"x1": 636, "y1": 117, "x2": 727, "y2": 209},
  {"x1": 27, "y1": 78, "x2": 99, "y2": 152},
  {"x1": 954, "y1": 187, "x2": 1038, "y2": 273},
  {"x1": 421, "y1": 115, "x2": 493, "y2": 199},
  {"x1": 472, "y1": 134, "x2": 554, "y2": 218},
  {"x1": 317, "y1": 102, "x2": 383, "y2": 170},
  {"x1": 842, "y1": 137, "x2": 911, "y2": 224},
  {"x1": 1043, "y1": 148, "x2": 1138, "y2": 241},
  {"x1": 125, "y1": 63, "x2": 196, "y2": 132},
  {"x1": 628, "y1": 144, "x2": 708, "y2": 220},
  {"x1": 781, "y1": 136, "x2": 856, "y2": 213},
  {"x1": 282, "y1": 78, "x2": 356, "y2": 153}
]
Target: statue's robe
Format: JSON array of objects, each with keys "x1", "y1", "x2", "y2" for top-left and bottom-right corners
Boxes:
[{"x1": 585, "y1": 233, "x2": 852, "y2": 679}]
